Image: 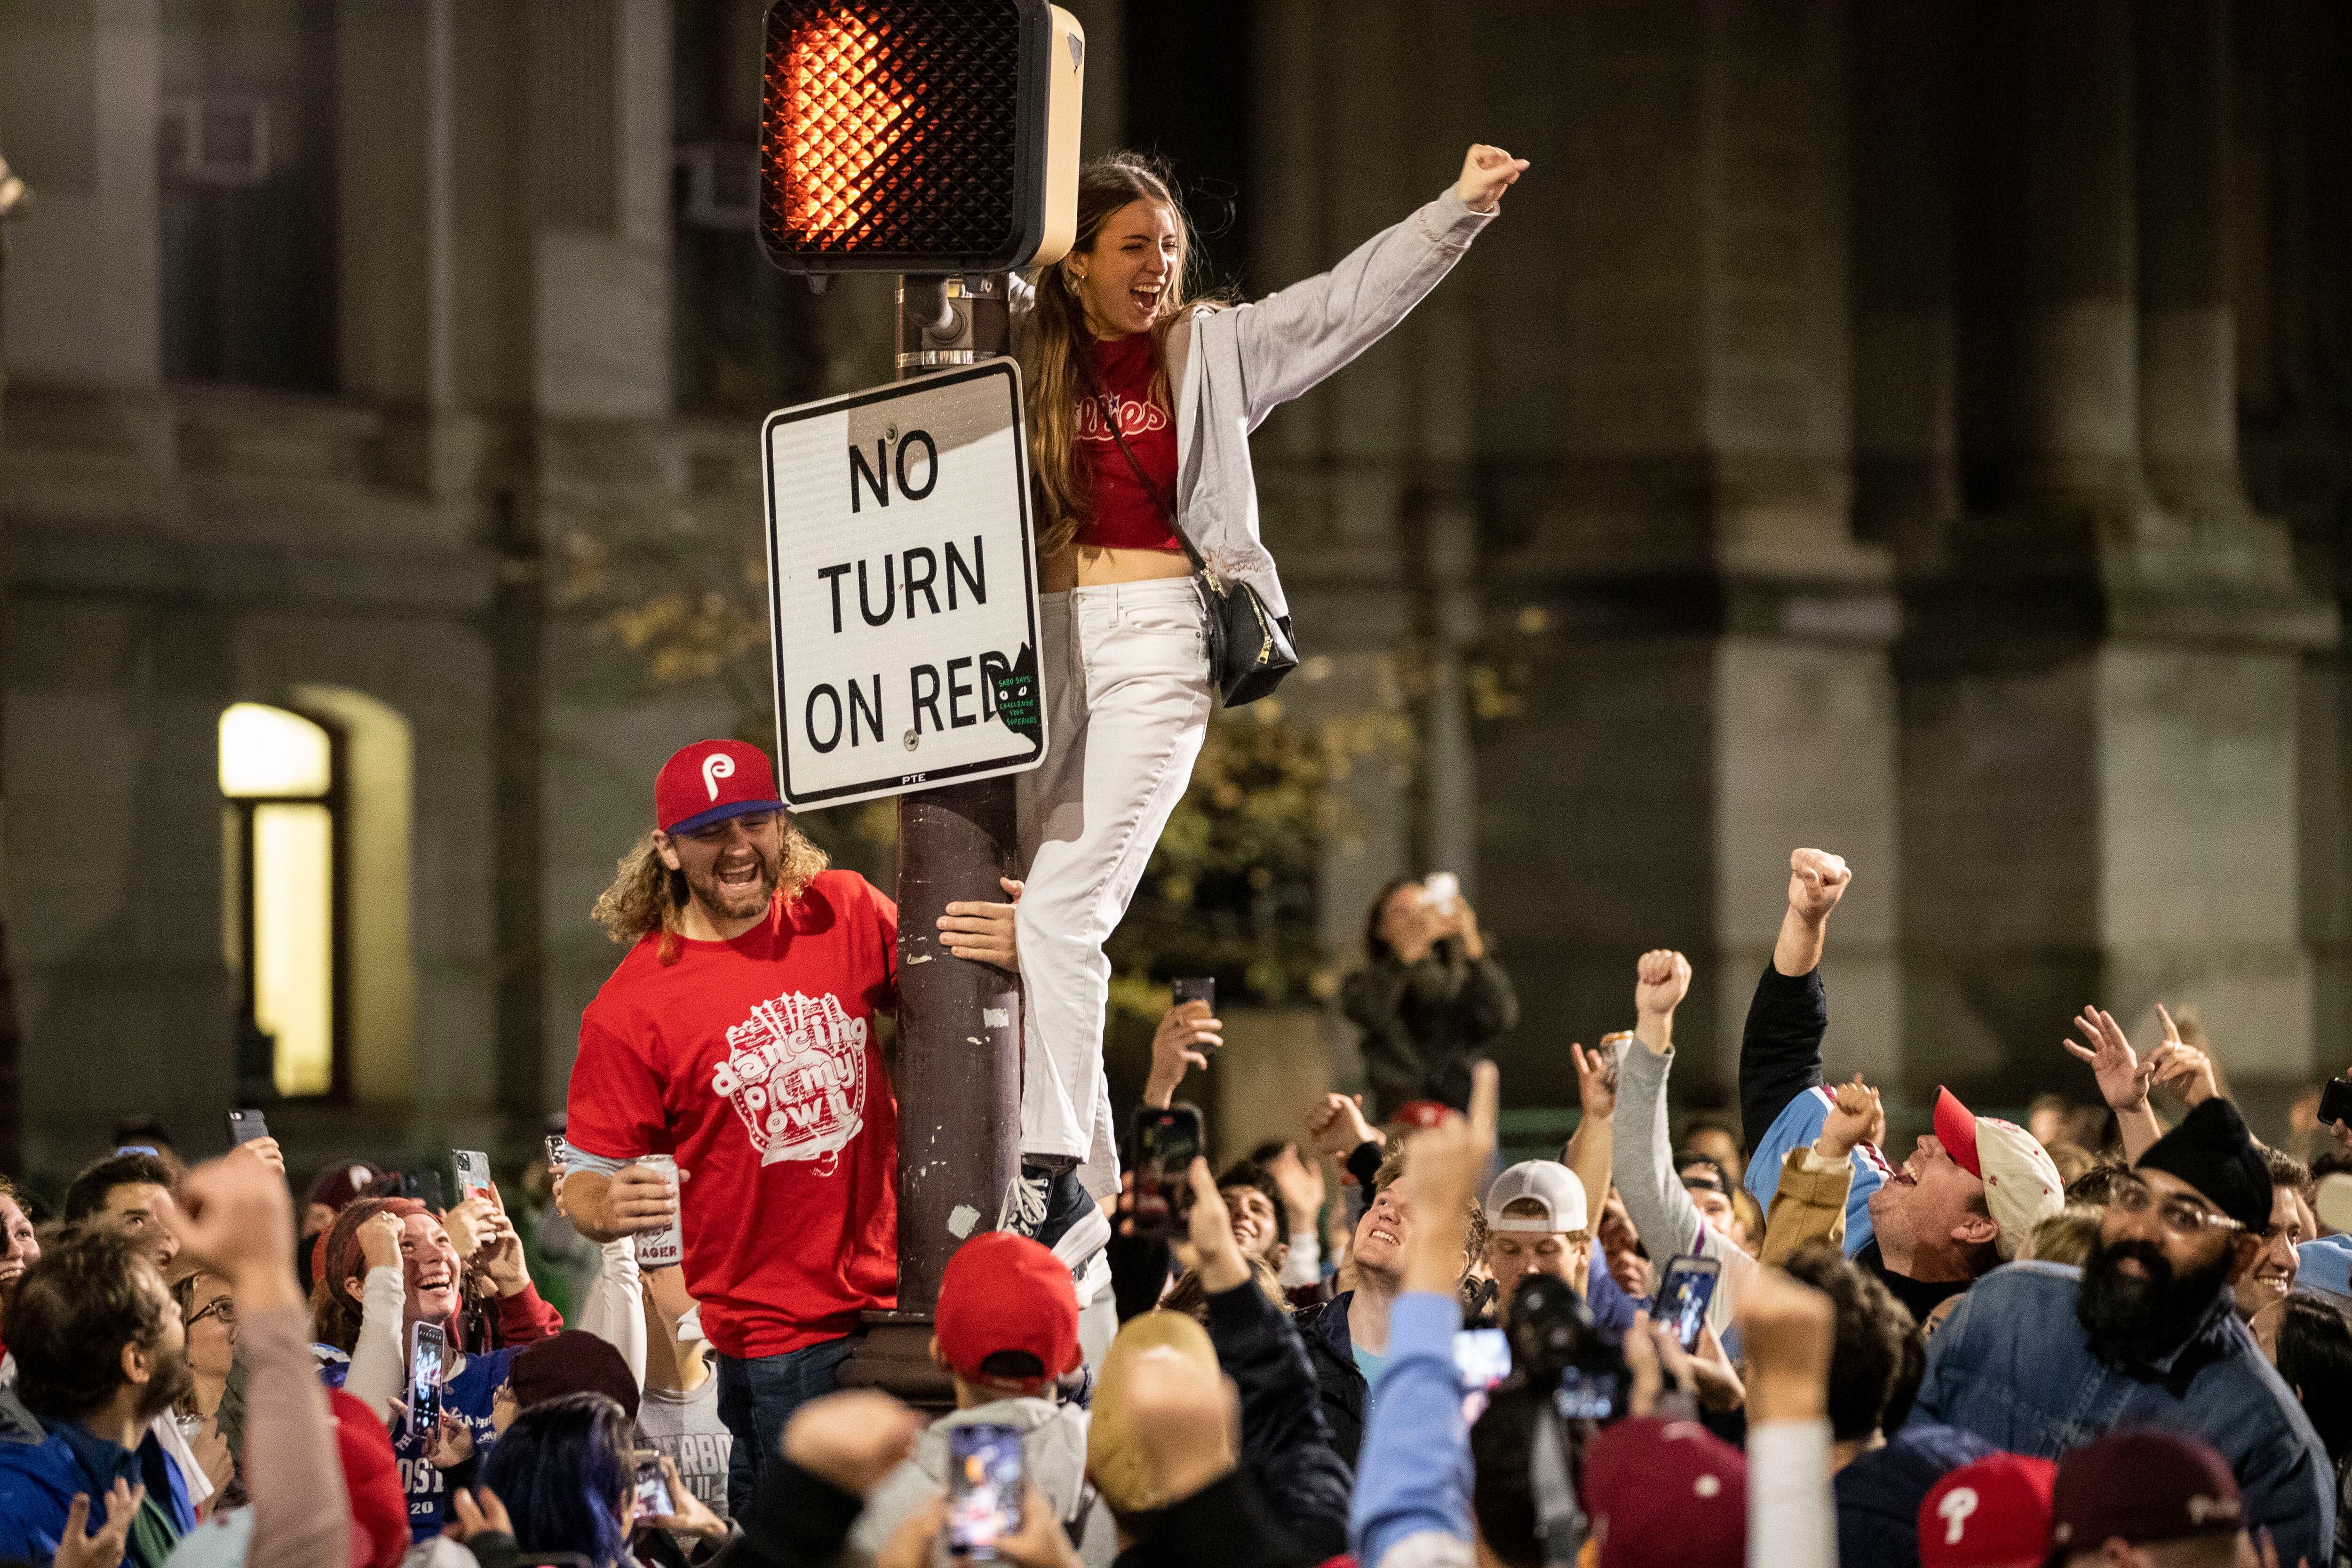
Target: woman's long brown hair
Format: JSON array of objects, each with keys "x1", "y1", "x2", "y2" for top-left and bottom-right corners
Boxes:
[{"x1": 1018, "y1": 154, "x2": 1215, "y2": 557}]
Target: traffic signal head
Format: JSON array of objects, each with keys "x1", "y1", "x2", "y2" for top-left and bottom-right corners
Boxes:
[{"x1": 760, "y1": 0, "x2": 1083, "y2": 273}]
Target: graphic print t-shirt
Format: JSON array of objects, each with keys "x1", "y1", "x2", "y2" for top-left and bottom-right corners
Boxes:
[
  {"x1": 323, "y1": 1343, "x2": 520, "y2": 1542},
  {"x1": 567, "y1": 870, "x2": 900, "y2": 1359},
  {"x1": 638, "y1": 1377, "x2": 733, "y2": 1523},
  {"x1": 1073, "y1": 331, "x2": 1182, "y2": 552}
]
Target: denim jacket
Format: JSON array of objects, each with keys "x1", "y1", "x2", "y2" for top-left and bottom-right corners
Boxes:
[{"x1": 1913, "y1": 1262, "x2": 2334, "y2": 1567}]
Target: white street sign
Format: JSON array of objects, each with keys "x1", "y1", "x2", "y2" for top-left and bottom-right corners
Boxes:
[{"x1": 762, "y1": 360, "x2": 1046, "y2": 808}]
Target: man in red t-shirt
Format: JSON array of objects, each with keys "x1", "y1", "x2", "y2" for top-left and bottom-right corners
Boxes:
[{"x1": 557, "y1": 739, "x2": 1017, "y2": 1516}]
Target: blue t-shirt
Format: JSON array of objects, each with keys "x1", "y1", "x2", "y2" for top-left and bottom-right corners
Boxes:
[
  {"x1": 323, "y1": 1342, "x2": 522, "y2": 1541},
  {"x1": 1352, "y1": 1342, "x2": 1388, "y2": 1421},
  {"x1": 1742, "y1": 1083, "x2": 1890, "y2": 1258}
]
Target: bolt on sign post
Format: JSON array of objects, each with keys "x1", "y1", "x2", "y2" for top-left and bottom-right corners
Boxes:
[{"x1": 759, "y1": 0, "x2": 1083, "y2": 1403}]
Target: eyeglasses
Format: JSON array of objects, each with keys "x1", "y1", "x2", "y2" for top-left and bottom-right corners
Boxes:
[
  {"x1": 188, "y1": 1299, "x2": 238, "y2": 1330},
  {"x1": 2109, "y1": 1177, "x2": 2245, "y2": 1237}
]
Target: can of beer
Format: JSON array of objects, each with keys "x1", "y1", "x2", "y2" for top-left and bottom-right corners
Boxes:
[{"x1": 636, "y1": 1154, "x2": 683, "y2": 1268}]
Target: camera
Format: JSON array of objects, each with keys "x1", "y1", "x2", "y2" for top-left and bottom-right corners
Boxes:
[{"x1": 1505, "y1": 1275, "x2": 1628, "y2": 1425}]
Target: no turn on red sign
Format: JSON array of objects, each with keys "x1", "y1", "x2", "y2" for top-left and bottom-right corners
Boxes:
[{"x1": 761, "y1": 360, "x2": 1047, "y2": 809}]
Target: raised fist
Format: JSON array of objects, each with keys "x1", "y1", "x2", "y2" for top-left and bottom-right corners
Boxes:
[
  {"x1": 1786, "y1": 849, "x2": 1851, "y2": 925},
  {"x1": 1634, "y1": 950, "x2": 1692, "y2": 1020}
]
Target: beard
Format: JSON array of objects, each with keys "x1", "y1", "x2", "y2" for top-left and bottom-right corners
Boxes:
[
  {"x1": 136, "y1": 1339, "x2": 196, "y2": 1425},
  {"x1": 680, "y1": 836, "x2": 786, "y2": 923},
  {"x1": 2077, "y1": 1233, "x2": 2233, "y2": 1367}
]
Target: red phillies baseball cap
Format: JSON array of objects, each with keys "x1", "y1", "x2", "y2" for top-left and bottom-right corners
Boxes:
[
  {"x1": 936, "y1": 1232, "x2": 1081, "y2": 1385},
  {"x1": 1920, "y1": 1453, "x2": 2057, "y2": 1568},
  {"x1": 1935, "y1": 1087, "x2": 1983, "y2": 1178},
  {"x1": 656, "y1": 740, "x2": 784, "y2": 836},
  {"x1": 1585, "y1": 1417, "x2": 1746, "y2": 1568}
]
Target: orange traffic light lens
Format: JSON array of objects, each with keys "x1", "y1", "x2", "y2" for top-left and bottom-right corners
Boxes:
[
  {"x1": 779, "y1": 12, "x2": 910, "y2": 242},
  {"x1": 760, "y1": 0, "x2": 1033, "y2": 269}
]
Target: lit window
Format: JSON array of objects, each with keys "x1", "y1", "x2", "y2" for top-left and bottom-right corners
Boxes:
[{"x1": 219, "y1": 704, "x2": 338, "y2": 1098}]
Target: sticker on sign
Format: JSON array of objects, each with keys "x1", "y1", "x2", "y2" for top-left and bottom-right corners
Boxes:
[{"x1": 762, "y1": 360, "x2": 1047, "y2": 808}]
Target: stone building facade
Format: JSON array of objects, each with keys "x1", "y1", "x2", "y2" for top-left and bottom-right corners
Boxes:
[{"x1": 0, "y1": 0, "x2": 2345, "y2": 1180}]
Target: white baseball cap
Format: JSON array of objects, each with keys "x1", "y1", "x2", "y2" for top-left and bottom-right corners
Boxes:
[{"x1": 1484, "y1": 1161, "x2": 1589, "y2": 1235}]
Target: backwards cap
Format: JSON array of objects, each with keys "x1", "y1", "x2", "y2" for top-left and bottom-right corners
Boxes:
[
  {"x1": 1934, "y1": 1087, "x2": 2064, "y2": 1259},
  {"x1": 936, "y1": 1232, "x2": 1082, "y2": 1386},
  {"x1": 656, "y1": 740, "x2": 784, "y2": 836}
]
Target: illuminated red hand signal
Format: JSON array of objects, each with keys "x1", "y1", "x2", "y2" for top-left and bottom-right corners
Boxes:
[{"x1": 778, "y1": 10, "x2": 913, "y2": 244}]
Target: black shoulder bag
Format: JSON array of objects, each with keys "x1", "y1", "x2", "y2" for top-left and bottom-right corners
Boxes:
[{"x1": 1087, "y1": 375, "x2": 1299, "y2": 708}]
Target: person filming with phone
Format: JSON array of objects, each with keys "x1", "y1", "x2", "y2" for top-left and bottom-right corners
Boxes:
[{"x1": 1341, "y1": 876, "x2": 1519, "y2": 1120}]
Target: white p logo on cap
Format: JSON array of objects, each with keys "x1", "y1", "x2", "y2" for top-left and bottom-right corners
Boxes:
[
  {"x1": 1938, "y1": 1487, "x2": 1979, "y2": 1544},
  {"x1": 702, "y1": 752, "x2": 736, "y2": 801}
]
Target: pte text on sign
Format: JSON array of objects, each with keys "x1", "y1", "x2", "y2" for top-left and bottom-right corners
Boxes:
[{"x1": 761, "y1": 360, "x2": 1047, "y2": 808}]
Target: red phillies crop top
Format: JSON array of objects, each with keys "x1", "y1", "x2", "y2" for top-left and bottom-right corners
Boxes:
[{"x1": 1073, "y1": 332, "x2": 1183, "y2": 553}]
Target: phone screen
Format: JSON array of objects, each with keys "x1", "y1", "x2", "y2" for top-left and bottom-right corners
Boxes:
[
  {"x1": 1422, "y1": 872, "x2": 1460, "y2": 908},
  {"x1": 1554, "y1": 1367, "x2": 1620, "y2": 1423},
  {"x1": 452, "y1": 1149, "x2": 495, "y2": 1202},
  {"x1": 632, "y1": 1452, "x2": 675, "y2": 1519},
  {"x1": 1131, "y1": 1107, "x2": 1202, "y2": 1239},
  {"x1": 946, "y1": 1424, "x2": 1024, "y2": 1559},
  {"x1": 410, "y1": 1323, "x2": 445, "y2": 1432},
  {"x1": 1171, "y1": 976, "x2": 1216, "y2": 1012},
  {"x1": 2320, "y1": 1077, "x2": 2352, "y2": 1131},
  {"x1": 1453, "y1": 1328, "x2": 1512, "y2": 1423},
  {"x1": 225, "y1": 1110, "x2": 270, "y2": 1146},
  {"x1": 545, "y1": 1134, "x2": 568, "y2": 1172},
  {"x1": 1655, "y1": 1255, "x2": 1722, "y2": 1351}
]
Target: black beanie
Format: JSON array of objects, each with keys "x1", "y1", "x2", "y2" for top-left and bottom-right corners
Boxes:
[{"x1": 2133, "y1": 1097, "x2": 2273, "y2": 1234}]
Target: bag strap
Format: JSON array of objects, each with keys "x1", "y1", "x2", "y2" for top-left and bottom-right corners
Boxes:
[{"x1": 1076, "y1": 349, "x2": 1216, "y2": 585}]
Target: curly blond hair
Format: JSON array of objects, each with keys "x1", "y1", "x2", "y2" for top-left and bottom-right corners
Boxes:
[{"x1": 591, "y1": 824, "x2": 828, "y2": 965}]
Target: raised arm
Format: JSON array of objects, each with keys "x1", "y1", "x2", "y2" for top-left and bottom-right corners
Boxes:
[
  {"x1": 1234, "y1": 145, "x2": 1521, "y2": 426},
  {"x1": 1738, "y1": 849, "x2": 1850, "y2": 1146},
  {"x1": 2066, "y1": 1007, "x2": 2167, "y2": 1162},
  {"x1": 1564, "y1": 1035, "x2": 1621, "y2": 1237},
  {"x1": 1614, "y1": 952, "x2": 1760, "y2": 1331}
]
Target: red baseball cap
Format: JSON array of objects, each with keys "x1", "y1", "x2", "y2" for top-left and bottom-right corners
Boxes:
[
  {"x1": 656, "y1": 740, "x2": 785, "y2": 836},
  {"x1": 936, "y1": 1232, "x2": 1081, "y2": 1385},
  {"x1": 1920, "y1": 1453, "x2": 2058, "y2": 1568},
  {"x1": 1585, "y1": 1417, "x2": 1746, "y2": 1568},
  {"x1": 1390, "y1": 1100, "x2": 1453, "y2": 1132},
  {"x1": 1935, "y1": 1087, "x2": 1983, "y2": 1178},
  {"x1": 329, "y1": 1387, "x2": 408, "y2": 1568}
]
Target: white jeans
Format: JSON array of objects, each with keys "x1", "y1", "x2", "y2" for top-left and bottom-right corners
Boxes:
[{"x1": 1015, "y1": 579, "x2": 1212, "y2": 1184}]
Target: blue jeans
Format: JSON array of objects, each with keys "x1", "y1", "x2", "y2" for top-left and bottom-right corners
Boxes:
[{"x1": 715, "y1": 1333, "x2": 860, "y2": 1520}]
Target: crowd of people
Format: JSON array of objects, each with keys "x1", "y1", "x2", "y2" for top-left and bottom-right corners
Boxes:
[
  {"x1": 3, "y1": 139, "x2": 2349, "y2": 1568},
  {"x1": 3, "y1": 791, "x2": 2349, "y2": 1567}
]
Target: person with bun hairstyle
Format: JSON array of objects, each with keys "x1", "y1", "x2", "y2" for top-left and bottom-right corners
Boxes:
[{"x1": 1001, "y1": 143, "x2": 1531, "y2": 1280}]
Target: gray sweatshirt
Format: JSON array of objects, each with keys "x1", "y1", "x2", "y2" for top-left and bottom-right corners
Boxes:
[
  {"x1": 846, "y1": 1397, "x2": 1113, "y2": 1568},
  {"x1": 1020, "y1": 184, "x2": 1496, "y2": 621}
]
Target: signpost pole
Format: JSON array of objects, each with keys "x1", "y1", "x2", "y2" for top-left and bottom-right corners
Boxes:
[{"x1": 839, "y1": 274, "x2": 1024, "y2": 1404}]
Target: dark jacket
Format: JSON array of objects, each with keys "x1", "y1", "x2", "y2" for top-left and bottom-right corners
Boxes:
[
  {"x1": 1292, "y1": 1293, "x2": 1368, "y2": 1468},
  {"x1": 1834, "y1": 1422, "x2": 1994, "y2": 1568},
  {"x1": 1341, "y1": 950, "x2": 1517, "y2": 1118},
  {"x1": 0, "y1": 1384, "x2": 196, "y2": 1568},
  {"x1": 1202, "y1": 1277, "x2": 1354, "y2": 1562},
  {"x1": 1112, "y1": 1469, "x2": 1304, "y2": 1568},
  {"x1": 1915, "y1": 1262, "x2": 2336, "y2": 1568}
]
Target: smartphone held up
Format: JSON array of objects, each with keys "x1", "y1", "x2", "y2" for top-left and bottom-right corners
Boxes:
[
  {"x1": 1129, "y1": 1105, "x2": 1202, "y2": 1240},
  {"x1": 947, "y1": 1423, "x2": 1025, "y2": 1559}
]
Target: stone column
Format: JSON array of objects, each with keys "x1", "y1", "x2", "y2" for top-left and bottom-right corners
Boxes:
[
  {"x1": 2135, "y1": 0, "x2": 2243, "y2": 522},
  {"x1": 1900, "y1": 0, "x2": 2335, "y2": 1130},
  {"x1": 1954, "y1": 0, "x2": 2143, "y2": 539},
  {"x1": 1466, "y1": 0, "x2": 1900, "y2": 1113}
]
